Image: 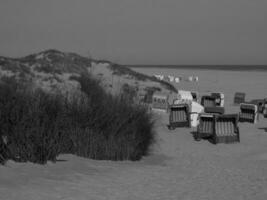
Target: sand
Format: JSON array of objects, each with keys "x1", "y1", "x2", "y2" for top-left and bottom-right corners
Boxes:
[{"x1": 1, "y1": 68, "x2": 267, "y2": 200}]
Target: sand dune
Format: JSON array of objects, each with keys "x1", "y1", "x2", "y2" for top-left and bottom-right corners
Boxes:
[{"x1": 1, "y1": 68, "x2": 267, "y2": 200}]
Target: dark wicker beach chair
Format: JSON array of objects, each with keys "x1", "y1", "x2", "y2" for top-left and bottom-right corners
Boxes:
[
  {"x1": 263, "y1": 98, "x2": 267, "y2": 118},
  {"x1": 168, "y1": 104, "x2": 190, "y2": 129},
  {"x1": 239, "y1": 103, "x2": 258, "y2": 123},
  {"x1": 196, "y1": 113, "x2": 214, "y2": 139},
  {"x1": 234, "y1": 92, "x2": 246, "y2": 105},
  {"x1": 201, "y1": 96, "x2": 216, "y2": 108},
  {"x1": 213, "y1": 114, "x2": 240, "y2": 144},
  {"x1": 248, "y1": 99, "x2": 264, "y2": 113},
  {"x1": 196, "y1": 113, "x2": 240, "y2": 144}
]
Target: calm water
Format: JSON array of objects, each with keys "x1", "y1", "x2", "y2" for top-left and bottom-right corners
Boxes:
[{"x1": 127, "y1": 65, "x2": 267, "y2": 72}]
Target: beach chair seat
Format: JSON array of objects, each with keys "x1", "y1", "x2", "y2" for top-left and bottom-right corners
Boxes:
[
  {"x1": 168, "y1": 104, "x2": 190, "y2": 129},
  {"x1": 201, "y1": 96, "x2": 216, "y2": 108},
  {"x1": 204, "y1": 106, "x2": 225, "y2": 115},
  {"x1": 239, "y1": 103, "x2": 258, "y2": 123}
]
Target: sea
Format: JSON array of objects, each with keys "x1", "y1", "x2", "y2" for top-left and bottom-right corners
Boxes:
[{"x1": 127, "y1": 65, "x2": 267, "y2": 72}]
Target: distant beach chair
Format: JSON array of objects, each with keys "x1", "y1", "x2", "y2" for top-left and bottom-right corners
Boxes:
[
  {"x1": 153, "y1": 74, "x2": 161, "y2": 80},
  {"x1": 168, "y1": 104, "x2": 191, "y2": 129},
  {"x1": 239, "y1": 103, "x2": 258, "y2": 123},
  {"x1": 196, "y1": 113, "x2": 240, "y2": 144},
  {"x1": 262, "y1": 98, "x2": 267, "y2": 118},
  {"x1": 174, "y1": 77, "x2": 180, "y2": 83},
  {"x1": 154, "y1": 74, "x2": 164, "y2": 80},
  {"x1": 248, "y1": 99, "x2": 264, "y2": 114},
  {"x1": 174, "y1": 90, "x2": 193, "y2": 105},
  {"x1": 168, "y1": 75, "x2": 174, "y2": 82},
  {"x1": 234, "y1": 92, "x2": 246, "y2": 105},
  {"x1": 152, "y1": 92, "x2": 169, "y2": 112},
  {"x1": 188, "y1": 76, "x2": 193, "y2": 82},
  {"x1": 201, "y1": 96, "x2": 217, "y2": 108}
]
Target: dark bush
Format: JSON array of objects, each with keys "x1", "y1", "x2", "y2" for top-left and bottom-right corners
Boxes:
[
  {"x1": 0, "y1": 82, "x2": 64, "y2": 164},
  {"x1": 67, "y1": 74, "x2": 155, "y2": 160},
  {"x1": 0, "y1": 74, "x2": 155, "y2": 164}
]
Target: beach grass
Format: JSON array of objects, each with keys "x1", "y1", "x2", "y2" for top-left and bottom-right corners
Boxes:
[{"x1": 0, "y1": 75, "x2": 155, "y2": 164}]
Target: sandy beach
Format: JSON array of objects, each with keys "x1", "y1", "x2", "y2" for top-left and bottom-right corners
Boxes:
[
  {"x1": 1, "y1": 0, "x2": 267, "y2": 199},
  {"x1": 1, "y1": 68, "x2": 267, "y2": 200}
]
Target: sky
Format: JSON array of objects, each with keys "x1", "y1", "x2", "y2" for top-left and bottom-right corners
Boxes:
[{"x1": 0, "y1": 0, "x2": 267, "y2": 65}]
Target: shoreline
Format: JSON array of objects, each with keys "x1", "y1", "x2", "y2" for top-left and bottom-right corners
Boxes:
[{"x1": 127, "y1": 65, "x2": 267, "y2": 72}]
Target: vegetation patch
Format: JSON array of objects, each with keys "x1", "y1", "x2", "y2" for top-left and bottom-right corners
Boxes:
[{"x1": 0, "y1": 75, "x2": 155, "y2": 164}]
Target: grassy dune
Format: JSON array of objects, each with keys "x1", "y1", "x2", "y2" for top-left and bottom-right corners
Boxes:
[{"x1": 0, "y1": 75, "x2": 155, "y2": 164}]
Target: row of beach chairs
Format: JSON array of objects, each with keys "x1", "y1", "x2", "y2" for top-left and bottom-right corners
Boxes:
[
  {"x1": 168, "y1": 103, "x2": 240, "y2": 144},
  {"x1": 145, "y1": 89, "x2": 266, "y2": 144},
  {"x1": 166, "y1": 94, "x2": 267, "y2": 144},
  {"x1": 195, "y1": 113, "x2": 240, "y2": 144}
]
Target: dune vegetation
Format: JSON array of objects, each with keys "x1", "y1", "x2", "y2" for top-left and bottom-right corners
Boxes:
[{"x1": 0, "y1": 75, "x2": 155, "y2": 164}]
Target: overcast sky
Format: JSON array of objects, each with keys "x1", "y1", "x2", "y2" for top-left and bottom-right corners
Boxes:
[{"x1": 0, "y1": 0, "x2": 266, "y2": 64}]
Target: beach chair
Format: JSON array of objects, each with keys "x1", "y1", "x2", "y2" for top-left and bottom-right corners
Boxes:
[
  {"x1": 168, "y1": 104, "x2": 190, "y2": 129},
  {"x1": 204, "y1": 106, "x2": 225, "y2": 115},
  {"x1": 263, "y1": 98, "x2": 267, "y2": 118},
  {"x1": 239, "y1": 103, "x2": 258, "y2": 123},
  {"x1": 196, "y1": 113, "x2": 215, "y2": 139},
  {"x1": 201, "y1": 96, "x2": 216, "y2": 108},
  {"x1": 234, "y1": 92, "x2": 246, "y2": 105},
  {"x1": 213, "y1": 114, "x2": 240, "y2": 144},
  {"x1": 196, "y1": 113, "x2": 240, "y2": 144},
  {"x1": 211, "y1": 92, "x2": 225, "y2": 107},
  {"x1": 249, "y1": 99, "x2": 264, "y2": 114},
  {"x1": 152, "y1": 92, "x2": 169, "y2": 112},
  {"x1": 175, "y1": 90, "x2": 193, "y2": 104}
]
